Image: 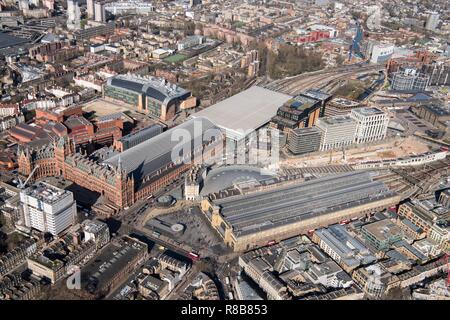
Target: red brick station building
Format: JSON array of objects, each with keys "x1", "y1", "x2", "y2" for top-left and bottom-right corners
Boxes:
[{"x1": 18, "y1": 117, "x2": 219, "y2": 210}]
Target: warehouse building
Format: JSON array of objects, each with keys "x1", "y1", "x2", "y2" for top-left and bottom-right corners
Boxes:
[{"x1": 201, "y1": 171, "x2": 400, "y2": 251}]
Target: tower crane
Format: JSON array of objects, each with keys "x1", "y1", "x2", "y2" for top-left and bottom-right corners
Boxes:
[{"x1": 17, "y1": 165, "x2": 40, "y2": 189}]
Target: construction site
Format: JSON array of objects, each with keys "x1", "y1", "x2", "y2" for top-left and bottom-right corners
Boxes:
[{"x1": 281, "y1": 136, "x2": 432, "y2": 168}]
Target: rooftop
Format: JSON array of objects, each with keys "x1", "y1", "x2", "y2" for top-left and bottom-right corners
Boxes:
[
  {"x1": 314, "y1": 224, "x2": 377, "y2": 268},
  {"x1": 106, "y1": 74, "x2": 190, "y2": 105},
  {"x1": 213, "y1": 171, "x2": 397, "y2": 238},
  {"x1": 317, "y1": 115, "x2": 356, "y2": 126},
  {"x1": 22, "y1": 182, "x2": 72, "y2": 205},
  {"x1": 190, "y1": 86, "x2": 292, "y2": 140},
  {"x1": 351, "y1": 107, "x2": 386, "y2": 117}
]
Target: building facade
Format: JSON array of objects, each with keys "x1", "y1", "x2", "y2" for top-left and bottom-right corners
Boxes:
[
  {"x1": 316, "y1": 115, "x2": 357, "y2": 151},
  {"x1": 350, "y1": 107, "x2": 389, "y2": 144},
  {"x1": 287, "y1": 127, "x2": 321, "y2": 155},
  {"x1": 104, "y1": 74, "x2": 194, "y2": 121},
  {"x1": 20, "y1": 182, "x2": 76, "y2": 236}
]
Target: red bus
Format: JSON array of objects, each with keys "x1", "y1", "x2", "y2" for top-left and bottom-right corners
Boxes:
[
  {"x1": 339, "y1": 220, "x2": 350, "y2": 225},
  {"x1": 188, "y1": 252, "x2": 200, "y2": 261}
]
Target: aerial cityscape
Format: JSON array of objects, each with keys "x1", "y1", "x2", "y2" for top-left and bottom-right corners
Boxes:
[{"x1": 0, "y1": 0, "x2": 449, "y2": 304}]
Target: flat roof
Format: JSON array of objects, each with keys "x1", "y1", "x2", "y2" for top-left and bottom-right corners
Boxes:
[
  {"x1": 190, "y1": 86, "x2": 292, "y2": 140},
  {"x1": 352, "y1": 107, "x2": 385, "y2": 116}
]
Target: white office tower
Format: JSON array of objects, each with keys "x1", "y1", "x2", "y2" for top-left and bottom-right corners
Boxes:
[
  {"x1": 19, "y1": 0, "x2": 29, "y2": 11},
  {"x1": 87, "y1": 0, "x2": 95, "y2": 19},
  {"x1": 350, "y1": 107, "x2": 389, "y2": 144},
  {"x1": 94, "y1": 1, "x2": 106, "y2": 23},
  {"x1": 425, "y1": 12, "x2": 439, "y2": 31},
  {"x1": 82, "y1": 220, "x2": 110, "y2": 250},
  {"x1": 67, "y1": 0, "x2": 81, "y2": 30},
  {"x1": 316, "y1": 115, "x2": 357, "y2": 151},
  {"x1": 20, "y1": 182, "x2": 76, "y2": 236}
]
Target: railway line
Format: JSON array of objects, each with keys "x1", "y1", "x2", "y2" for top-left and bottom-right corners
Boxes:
[{"x1": 261, "y1": 63, "x2": 385, "y2": 95}]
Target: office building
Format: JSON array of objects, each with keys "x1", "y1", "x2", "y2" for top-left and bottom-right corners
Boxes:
[
  {"x1": 81, "y1": 219, "x2": 110, "y2": 250},
  {"x1": 270, "y1": 94, "x2": 322, "y2": 132},
  {"x1": 67, "y1": 0, "x2": 81, "y2": 30},
  {"x1": 94, "y1": 1, "x2": 106, "y2": 23},
  {"x1": 316, "y1": 115, "x2": 357, "y2": 151},
  {"x1": 20, "y1": 182, "x2": 76, "y2": 236},
  {"x1": 81, "y1": 236, "x2": 148, "y2": 296},
  {"x1": 370, "y1": 43, "x2": 394, "y2": 64},
  {"x1": 301, "y1": 89, "x2": 332, "y2": 117},
  {"x1": 425, "y1": 12, "x2": 439, "y2": 31},
  {"x1": 114, "y1": 123, "x2": 163, "y2": 151},
  {"x1": 287, "y1": 127, "x2": 321, "y2": 155},
  {"x1": 87, "y1": 0, "x2": 95, "y2": 19},
  {"x1": 312, "y1": 224, "x2": 377, "y2": 272},
  {"x1": 361, "y1": 220, "x2": 404, "y2": 252},
  {"x1": 350, "y1": 107, "x2": 389, "y2": 144}
]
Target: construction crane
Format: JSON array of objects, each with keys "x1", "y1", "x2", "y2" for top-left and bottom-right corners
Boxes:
[{"x1": 17, "y1": 165, "x2": 39, "y2": 189}]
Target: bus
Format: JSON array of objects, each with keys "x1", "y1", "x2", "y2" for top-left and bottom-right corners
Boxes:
[
  {"x1": 339, "y1": 220, "x2": 350, "y2": 225},
  {"x1": 228, "y1": 292, "x2": 234, "y2": 300},
  {"x1": 225, "y1": 277, "x2": 230, "y2": 285},
  {"x1": 267, "y1": 240, "x2": 277, "y2": 246}
]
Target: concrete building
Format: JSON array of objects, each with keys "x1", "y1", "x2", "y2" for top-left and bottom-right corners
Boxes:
[
  {"x1": 312, "y1": 224, "x2": 377, "y2": 272},
  {"x1": 352, "y1": 264, "x2": 399, "y2": 298},
  {"x1": 86, "y1": 0, "x2": 95, "y2": 19},
  {"x1": 94, "y1": 1, "x2": 106, "y2": 23},
  {"x1": 287, "y1": 127, "x2": 321, "y2": 155},
  {"x1": 391, "y1": 68, "x2": 429, "y2": 92},
  {"x1": 361, "y1": 220, "x2": 404, "y2": 252},
  {"x1": 201, "y1": 171, "x2": 400, "y2": 251},
  {"x1": 350, "y1": 107, "x2": 389, "y2": 144},
  {"x1": 114, "y1": 123, "x2": 163, "y2": 151},
  {"x1": 20, "y1": 182, "x2": 76, "y2": 236},
  {"x1": 178, "y1": 35, "x2": 204, "y2": 51},
  {"x1": 316, "y1": 115, "x2": 357, "y2": 151},
  {"x1": 370, "y1": 43, "x2": 394, "y2": 64},
  {"x1": 270, "y1": 94, "x2": 322, "y2": 132}
]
